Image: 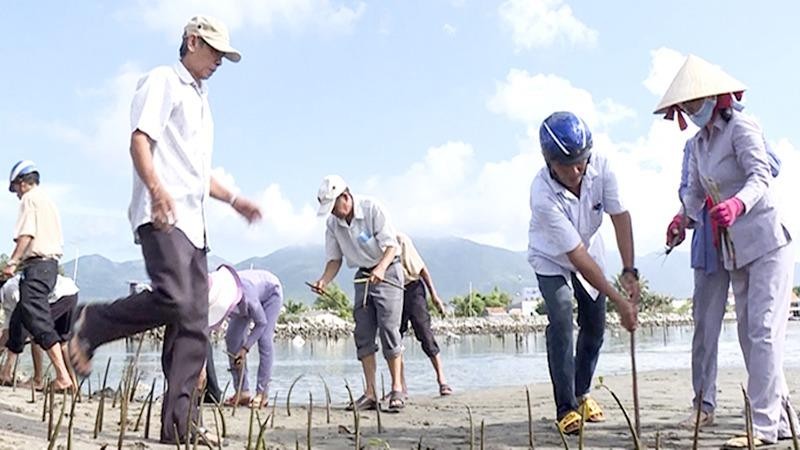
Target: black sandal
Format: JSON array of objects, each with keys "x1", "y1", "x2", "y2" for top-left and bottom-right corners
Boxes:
[
  {"x1": 387, "y1": 390, "x2": 405, "y2": 411},
  {"x1": 345, "y1": 394, "x2": 377, "y2": 411}
]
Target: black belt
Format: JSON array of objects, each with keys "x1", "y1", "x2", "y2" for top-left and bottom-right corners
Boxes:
[{"x1": 358, "y1": 256, "x2": 400, "y2": 273}]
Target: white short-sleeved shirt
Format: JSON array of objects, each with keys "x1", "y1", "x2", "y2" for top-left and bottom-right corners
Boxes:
[
  {"x1": 325, "y1": 196, "x2": 399, "y2": 269},
  {"x1": 527, "y1": 153, "x2": 625, "y2": 279},
  {"x1": 128, "y1": 63, "x2": 214, "y2": 250}
]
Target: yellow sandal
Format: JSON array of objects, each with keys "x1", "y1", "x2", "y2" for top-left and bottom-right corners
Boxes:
[
  {"x1": 557, "y1": 410, "x2": 582, "y2": 435},
  {"x1": 579, "y1": 397, "x2": 606, "y2": 423}
]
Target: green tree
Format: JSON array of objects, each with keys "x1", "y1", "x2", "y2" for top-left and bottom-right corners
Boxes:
[
  {"x1": 610, "y1": 275, "x2": 675, "y2": 314},
  {"x1": 313, "y1": 283, "x2": 352, "y2": 321},
  {"x1": 283, "y1": 299, "x2": 308, "y2": 315},
  {"x1": 450, "y1": 287, "x2": 512, "y2": 317},
  {"x1": 793, "y1": 286, "x2": 800, "y2": 297}
]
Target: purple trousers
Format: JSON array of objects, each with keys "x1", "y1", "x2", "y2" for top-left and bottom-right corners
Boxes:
[{"x1": 225, "y1": 292, "x2": 282, "y2": 394}]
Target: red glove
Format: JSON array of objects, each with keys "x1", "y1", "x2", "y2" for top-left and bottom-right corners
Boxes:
[
  {"x1": 665, "y1": 214, "x2": 685, "y2": 247},
  {"x1": 710, "y1": 197, "x2": 744, "y2": 227}
]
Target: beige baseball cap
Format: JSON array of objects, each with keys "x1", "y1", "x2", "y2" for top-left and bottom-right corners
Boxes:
[
  {"x1": 653, "y1": 54, "x2": 746, "y2": 115},
  {"x1": 184, "y1": 15, "x2": 242, "y2": 63},
  {"x1": 317, "y1": 175, "x2": 348, "y2": 216}
]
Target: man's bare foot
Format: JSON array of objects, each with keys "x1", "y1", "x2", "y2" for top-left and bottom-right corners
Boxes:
[
  {"x1": 50, "y1": 378, "x2": 76, "y2": 394},
  {"x1": 253, "y1": 393, "x2": 269, "y2": 409},
  {"x1": 18, "y1": 378, "x2": 45, "y2": 391}
]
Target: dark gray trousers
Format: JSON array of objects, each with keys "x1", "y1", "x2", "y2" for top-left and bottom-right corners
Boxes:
[{"x1": 79, "y1": 224, "x2": 209, "y2": 443}]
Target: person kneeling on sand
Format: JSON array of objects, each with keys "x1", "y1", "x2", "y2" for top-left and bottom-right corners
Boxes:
[
  {"x1": 527, "y1": 112, "x2": 639, "y2": 435},
  {"x1": 311, "y1": 175, "x2": 406, "y2": 412},
  {"x1": 0, "y1": 274, "x2": 79, "y2": 389}
]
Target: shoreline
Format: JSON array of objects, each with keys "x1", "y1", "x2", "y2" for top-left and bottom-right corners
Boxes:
[{"x1": 0, "y1": 366, "x2": 796, "y2": 449}]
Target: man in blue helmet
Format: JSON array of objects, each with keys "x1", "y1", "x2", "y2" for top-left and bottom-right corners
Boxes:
[
  {"x1": 2, "y1": 160, "x2": 75, "y2": 393},
  {"x1": 527, "y1": 111, "x2": 639, "y2": 435}
]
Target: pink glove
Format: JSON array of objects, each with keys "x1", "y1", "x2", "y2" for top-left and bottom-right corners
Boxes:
[
  {"x1": 665, "y1": 214, "x2": 685, "y2": 247},
  {"x1": 710, "y1": 197, "x2": 744, "y2": 227}
]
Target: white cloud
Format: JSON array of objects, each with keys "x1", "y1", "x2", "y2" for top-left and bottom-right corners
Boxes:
[
  {"x1": 443, "y1": 23, "x2": 457, "y2": 36},
  {"x1": 498, "y1": 0, "x2": 597, "y2": 50},
  {"x1": 127, "y1": 0, "x2": 366, "y2": 36},
  {"x1": 643, "y1": 47, "x2": 686, "y2": 98},
  {"x1": 487, "y1": 69, "x2": 635, "y2": 132}
]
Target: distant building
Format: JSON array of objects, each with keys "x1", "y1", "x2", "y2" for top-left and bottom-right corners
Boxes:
[
  {"x1": 791, "y1": 292, "x2": 800, "y2": 320},
  {"x1": 507, "y1": 299, "x2": 537, "y2": 317},
  {"x1": 482, "y1": 306, "x2": 508, "y2": 317}
]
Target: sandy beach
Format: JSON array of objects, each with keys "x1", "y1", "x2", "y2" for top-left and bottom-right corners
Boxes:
[{"x1": 0, "y1": 366, "x2": 798, "y2": 449}]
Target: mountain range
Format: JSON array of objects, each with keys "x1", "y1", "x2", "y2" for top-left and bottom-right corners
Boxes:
[{"x1": 61, "y1": 237, "x2": 800, "y2": 304}]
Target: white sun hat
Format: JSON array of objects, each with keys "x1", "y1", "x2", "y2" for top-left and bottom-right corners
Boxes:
[
  {"x1": 316, "y1": 175, "x2": 348, "y2": 216},
  {"x1": 208, "y1": 264, "x2": 243, "y2": 330},
  {"x1": 184, "y1": 15, "x2": 242, "y2": 63},
  {"x1": 654, "y1": 54, "x2": 747, "y2": 115}
]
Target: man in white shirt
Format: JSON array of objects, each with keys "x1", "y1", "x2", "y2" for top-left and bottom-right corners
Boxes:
[
  {"x1": 311, "y1": 175, "x2": 407, "y2": 412},
  {"x1": 527, "y1": 112, "x2": 639, "y2": 435},
  {"x1": 69, "y1": 16, "x2": 261, "y2": 444}
]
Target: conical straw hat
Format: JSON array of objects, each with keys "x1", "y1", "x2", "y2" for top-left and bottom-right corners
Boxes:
[{"x1": 653, "y1": 54, "x2": 746, "y2": 114}]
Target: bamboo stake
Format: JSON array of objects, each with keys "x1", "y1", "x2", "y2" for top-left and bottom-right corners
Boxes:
[
  {"x1": 742, "y1": 385, "x2": 754, "y2": 450},
  {"x1": 212, "y1": 403, "x2": 223, "y2": 450},
  {"x1": 145, "y1": 378, "x2": 158, "y2": 439},
  {"x1": 255, "y1": 413, "x2": 271, "y2": 450},
  {"x1": 11, "y1": 355, "x2": 18, "y2": 391},
  {"x1": 525, "y1": 386, "x2": 535, "y2": 449},
  {"x1": 784, "y1": 401, "x2": 799, "y2": 450},
  {"x1": 68, "y1": 390, "x2": 78, "y2": 450},
  {"x1": 555, "y1": 421, "x2": 569, "y2": 450},
  {"x1": 692, "y1": 389, "x2": 703, "y2": 450},
  {"x1": 480, "y1": 419, "x2": 485, "y2": 450},
  {"x1": 247, "y1": 401, "x2": 256, "y2": 450},
  {"x1": 185, "y1": 387, "x2": 197, "y2": 450},
  {"x1": 597, "y1": 379, "x2": 641, "y2": 450},
  {"x1": 630, "y1": 331, "x2": 641, "y2": 437},
  {"x1": 307, "y1": 392, "x2": 312, "y2": 450},
  {"x1": 376, "y1": 398, "x2": 383, "y2": 434},
  {"x1": 344, "y1": 381, "x2": 360, "y2": 450},
  {"x1": 48, "y1": 379, "x2": 55, "y2": 440},
  {"x1": 466, "y1": 404, "x2": 474, "y2": 450},
  {"x1": 578, "y1": 397, "x2": 588, "y2": 450},
  {"x1": 46, "y1": 391, "x2": 66, "y2": 450},
  {"x1": 231, "y1": 361, "x2": 247, "y2": 417},
  {"x1": 286, "y1": 374, "x2": 305, "y2": 417},
  {"x1": 270, "y1": 391, "x2": 278, "y2": 428},
  {"x1": 319, "y1": 375, "x2": 331, "y2": 424},
  {"x1": 41, "y1": 376, "x2": 50, "y2": 422}
]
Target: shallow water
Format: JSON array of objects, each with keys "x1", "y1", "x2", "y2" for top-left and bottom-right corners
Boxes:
[{"x1": 13, "y1": 322, "x2": 800, "y2": 404}]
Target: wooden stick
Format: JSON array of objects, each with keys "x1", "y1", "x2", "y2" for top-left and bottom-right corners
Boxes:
[
  {"x1": 630, "y1": 331, "x2": 641, "y2": 437},
  {"x1": 525, "y1": 386, "x2": 535, "y2": 449}
]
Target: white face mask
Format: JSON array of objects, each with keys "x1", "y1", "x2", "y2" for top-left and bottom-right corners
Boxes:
[{"x1": 688, "y1": 97, "x2": 716, "y2": 128}]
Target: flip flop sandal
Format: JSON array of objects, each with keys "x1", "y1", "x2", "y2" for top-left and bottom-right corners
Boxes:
[
  {"x1": 439, "y1": 383, "x2": 453, "y2": 396},
  {"x1": 386, "y1": 390, "x2": 405, "y2": 412},
  {"x1": 580, "y1": 397, "x2": 606, "y2": 423},
  {"x1": 345, "y1": 394, "x2": 377, "y2": 411},
  {"x1": 224, "y1": 394, "x2": 252, "y2": 407},
  {"x1": 722, "y1": 436, "x2": 776, "y2": 449},
  {"x1": 557, "y1": 410, "x2": 582, "y2": 436}
]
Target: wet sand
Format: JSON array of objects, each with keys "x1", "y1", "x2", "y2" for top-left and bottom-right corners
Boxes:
[{"x1": 0, "y1": 367, "x2": 798, "y2": 449}]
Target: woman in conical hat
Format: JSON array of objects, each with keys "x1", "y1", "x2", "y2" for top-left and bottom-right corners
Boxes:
[{"x1": 657, "y1": 55, "x2": 796, "y2": 448}]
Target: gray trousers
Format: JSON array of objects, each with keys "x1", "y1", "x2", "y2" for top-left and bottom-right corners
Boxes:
[
  {"x1": 690, "y1": 267, "x2": 730, "y2": 413},
  {"x1": 352, "y1": 260, "x2": 404, "y2": 360},
  {"x1": 730, "y1": 243, "x2": 797, "y2": 443},
  {"x1": 79, "y1": 224, "x2": 209, "y2": 443}
]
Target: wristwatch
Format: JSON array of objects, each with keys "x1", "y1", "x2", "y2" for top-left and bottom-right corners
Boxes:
[{"x1": 621, "y1": 267, "x2": 639, "y2": 280}]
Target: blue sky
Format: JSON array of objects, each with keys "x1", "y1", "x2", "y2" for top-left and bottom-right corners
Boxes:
[{"x1": 2, "y1": 0, "x2": 800, "y2": 263}]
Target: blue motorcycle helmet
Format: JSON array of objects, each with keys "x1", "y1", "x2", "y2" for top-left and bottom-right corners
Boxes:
[{"x1": 539, "y1": 112, "x2": 592, "y2": 166}]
